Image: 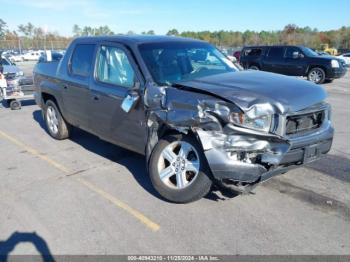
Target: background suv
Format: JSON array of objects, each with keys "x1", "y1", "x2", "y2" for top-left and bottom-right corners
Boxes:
[{"x1": 240, "y1": 45, "x2": 347, "y2": 84}]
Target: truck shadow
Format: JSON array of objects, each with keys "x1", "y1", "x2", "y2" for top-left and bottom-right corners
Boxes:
[
  {"x1": 0, "y1": 231, "x2": 55, "y2": 262},
  {"x1": 32, "y1": 110, "x2": 237, "y2": 202},
  {"x1": 305, "y1": 154, "x2": 350, "y2": 183},
  {"x1": 32, "y1": 110, "x2": 165, "y2": 201}
]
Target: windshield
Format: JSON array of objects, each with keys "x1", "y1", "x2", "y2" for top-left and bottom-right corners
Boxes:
[
  {"x1": 0, "y1": 58, "x2": 11, "y2": 66},
  {"x1": 301, "y1": 47, "x2": 319, "y2": 57},
  {"x1": 138, "y1": 42, "x2": 238, "y2": 85}
]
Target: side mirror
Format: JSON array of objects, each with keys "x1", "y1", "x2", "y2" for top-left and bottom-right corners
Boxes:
[{"x1": 121, "y1": 84, "x2": 140, "y2": 113}]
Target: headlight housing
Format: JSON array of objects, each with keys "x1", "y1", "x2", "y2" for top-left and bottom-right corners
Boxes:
[
  {"x1": 331, "y1": 59, "x2": 340, "y2": 68},
  {"x1": 16, "y1": 71, "x2": 24, "y2": 77},
  {"x1": 230, "y1": 112, "x2": 272, "y2": 132},
  {"x1": 229, "y1": 103, "x2": 274, "y2": 133}
]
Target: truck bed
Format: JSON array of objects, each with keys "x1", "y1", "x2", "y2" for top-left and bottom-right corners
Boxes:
[{"x1": 34, "y1": 61, "x2": 61, "y2": 79}]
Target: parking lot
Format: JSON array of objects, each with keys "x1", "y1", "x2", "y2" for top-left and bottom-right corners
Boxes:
[{"x1": 0, "y1": 62, "x2": 350, "y2": 255}]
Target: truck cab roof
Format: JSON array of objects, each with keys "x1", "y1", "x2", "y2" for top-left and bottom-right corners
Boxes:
[{"x1": 72, "y1": 35, "x2": 205, "y2": 46}]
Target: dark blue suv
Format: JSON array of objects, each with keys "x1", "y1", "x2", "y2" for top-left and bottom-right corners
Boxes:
[{"x1": 240, "y1": 45, "x2": 347, "y2": 84}]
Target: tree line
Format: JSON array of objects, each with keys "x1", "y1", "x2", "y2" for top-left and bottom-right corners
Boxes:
[
  {"x1": 168, "y1": 25, "x2": 350, "y2": 49},
  {"x1": 1, "y1": 18, "x2": 350, "y2": 50}
]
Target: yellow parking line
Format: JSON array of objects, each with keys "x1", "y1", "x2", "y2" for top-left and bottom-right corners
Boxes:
[
  {"x1": 0, "y1": 129, "x2": 160, "y2": 232},
  {"x1": 0, "y1": 130, "x2": 70, "y2": 174},
  {"x1": 77, "y1": 177, "x2": 160, "y2": 231}
]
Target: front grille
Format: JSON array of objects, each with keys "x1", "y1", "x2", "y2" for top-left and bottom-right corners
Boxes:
[
  {"x1": 286, "y1": 110, "x2": 325, "y2": 135},
  {"x1": 4, "y1": 73, "x2": 17, "y2": 80},
  {"x1": 340, "y1": 60, "x2": 346, "y2": 68}
]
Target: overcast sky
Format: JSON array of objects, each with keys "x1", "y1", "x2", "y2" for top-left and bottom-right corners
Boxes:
[{"x1": 1, "y1": 0, "x2": 349, "y2": 36}]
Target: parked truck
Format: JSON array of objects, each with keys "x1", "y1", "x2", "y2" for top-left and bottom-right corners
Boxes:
[{"x1": 33, "y1": 36, "x2": 334, "y2": 203}]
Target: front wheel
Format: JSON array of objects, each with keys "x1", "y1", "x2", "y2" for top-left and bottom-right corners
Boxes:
[
  {"x1": 44, "y1": 100, "x2": 71, "y2": 140},
  {"x1": 149, "y1": 134, "x2": 213, "y2": 203},
  {"x1": 308, "y1": 67, "x2": 325, "y2": 84}
]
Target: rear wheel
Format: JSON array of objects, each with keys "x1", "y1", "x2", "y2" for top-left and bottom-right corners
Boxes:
[
  {"x1": 308, "y1": 67, "x2": 325, "y2": 84},
  {"x1": 10, "y1": 100, "x2": 21, "y2": 110},
  {"x1": 149, "y1": 134, "x2": 212, "y2": 203},
  {"x1": 44, "y1": 100, "x2": 70, "y2": 140}
]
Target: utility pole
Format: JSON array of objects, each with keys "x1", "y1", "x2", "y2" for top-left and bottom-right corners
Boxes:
[
  {"x1": 18, "y1": 38, "x2": 22, "y2": 54},
  {"x1": 43, "y1": 25, "x2": 48, "y2": 51}
]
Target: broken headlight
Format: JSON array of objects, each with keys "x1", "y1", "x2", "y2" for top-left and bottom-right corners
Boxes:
[
  {"x1": 230, "y1": 112, "x2": 272, "y2": 132},
  {"x1": 229, "y1": 104, "x2": 274, "y2": 133}
]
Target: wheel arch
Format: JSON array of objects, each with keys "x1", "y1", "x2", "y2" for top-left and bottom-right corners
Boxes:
[
  {"x1": 145, "y1": 120, "x2": 204, "y2": 169},
  {"x1": 307, "y1": 65, "x2": 327, "y2": 75},
  {"x1": 248, "y1": 63, "x2": 260, "y2": 70},
  {"x1": 41, "y1": 92, "x2": 58, "y2": 107},
  {"x1": 41, "y1": 92, "x2": 69, "y2": 124}
]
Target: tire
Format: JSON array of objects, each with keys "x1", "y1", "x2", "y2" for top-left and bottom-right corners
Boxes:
[
  {"x1": 10, "y1": 100, "x2": 21, "y2": 110},
  {"x1": 308, "y1": 67, "x2": 325, "y2": 84},
  {"x1": 249, "y1": 65, "x2": 260, "y2": 70},
  {"x1": 149, "y1": 134, "x2": 213, "y2": 203},
  {"x1": 43, "y1": 100, "x2": 70, "y2": 140}
]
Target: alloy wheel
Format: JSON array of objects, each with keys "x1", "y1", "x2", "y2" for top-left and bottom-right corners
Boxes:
[
  {"x1": 309, "y1": 69, "x2": 323, "y2": 83},
  {"x1": 46, "y1": 106, "x2": 59, "y2": 134},
  {"x1": 157, "y1": 141, "x2": 200, "y2": 189}
]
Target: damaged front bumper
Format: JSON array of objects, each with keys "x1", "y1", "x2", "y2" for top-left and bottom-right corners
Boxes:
[{"x1": 196, "y1": 120, "x2": 334, "y2": 187}]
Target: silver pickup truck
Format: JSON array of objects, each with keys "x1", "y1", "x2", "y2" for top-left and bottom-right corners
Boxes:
[{"x1": 33, "y1": 36, "x2": 334, "y2": 203}]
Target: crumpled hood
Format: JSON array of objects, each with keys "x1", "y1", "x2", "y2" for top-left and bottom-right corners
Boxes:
[{"x1": 179, "y1": 70, "x2": 327, "y2": 114}]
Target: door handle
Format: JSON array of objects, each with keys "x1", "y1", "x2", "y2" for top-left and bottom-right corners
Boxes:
[
  {"x1": 93, "y1": 95, "x2": 100, "y2": 101},
  {"x1": 63, "y1": 85, "x2": 68, "y2": 90}
]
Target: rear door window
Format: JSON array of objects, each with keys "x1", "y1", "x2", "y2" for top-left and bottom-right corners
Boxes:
[
  {"x1": 268, "y1": 47, "x2": 285, "y2": 59},
  {"x1": 70, "y1": 44, "x2": 95, "y2": 77},
  {"x1": 285, "y1": 47, "x2": 301, "y2": 58}
]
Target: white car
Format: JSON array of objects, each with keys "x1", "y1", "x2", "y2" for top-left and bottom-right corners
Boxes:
[
  {"x1": 337, "y1": 53, "x2": 350, "y2": 66},
  {"x1": 8, "y1": 54, "x2": 24, "y2": 62},
  {"x1": 22, "y1": 51, "x2": 43, "y2": 61}
]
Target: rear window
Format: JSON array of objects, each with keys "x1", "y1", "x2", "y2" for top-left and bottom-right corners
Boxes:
[
  {"x1": 70, "y1": 44, "x2": 95, "y2": 77},
  {"x1": 243, "y1": 48, "x2": 262, "y2": 57},
  {"x1": 268, "y1": 47, "x2": 285, "y2": 58}
]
